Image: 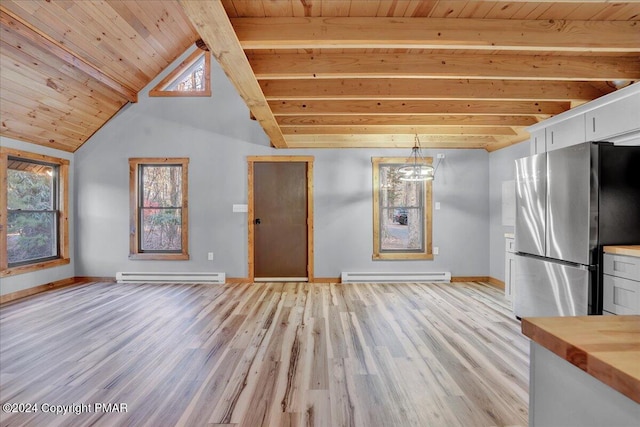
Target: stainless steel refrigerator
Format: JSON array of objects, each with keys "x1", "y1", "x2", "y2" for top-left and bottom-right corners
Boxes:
[{"x1": 514, "y1": 141, "x2": 640, "y2": 318}]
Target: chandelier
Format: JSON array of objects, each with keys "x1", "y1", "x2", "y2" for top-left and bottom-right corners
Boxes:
[{"x1": 397, "y1": 135, "x2": 435, "y2": 181}]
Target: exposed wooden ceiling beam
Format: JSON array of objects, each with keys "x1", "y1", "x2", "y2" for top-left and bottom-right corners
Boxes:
[
  {"x1": 232, "y1": 17, "x2": 640, "y2": 52},
  {"x1": 179, "y1": 0, "x2": 287, "y2": 148},
  {"x1": 269, "y1": 100, "x2": 569, "y2": 116},
  {"x1": 249, "y1": 52, "x2": 640, "y2": 81},
  {"x1": 0, "y1": 7, "x2": 138, "y2": 103},
  {"x1": 281, "y1": 126, "x2": 518, "y2": 136},
  {"x1": 284, "y1": 133, "x2": 497, "y2": 149},
  {"x1": 276, "y1": 115, "x2": 539, "y2": 127},
  {"x1": 261, "y1": 79, "x2": 608, "y2": 102}
]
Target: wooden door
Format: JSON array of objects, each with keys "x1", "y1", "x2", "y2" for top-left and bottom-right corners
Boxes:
[{"x1": 251, "y1": 160, "x2": 310, "y2": 280}]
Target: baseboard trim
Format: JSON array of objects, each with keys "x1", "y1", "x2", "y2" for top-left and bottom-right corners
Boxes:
[
  {"x1": 451, "y1": 276, "x2": 490, "y2": 283},
  {"x1": 486, "y1": 277, "x2": 506, "y2": 290},
  {"x1": 311, "y1": 277, "x2": 341, "y2": 283},
  {"x1": 1, "y1": 275, "x2": 506, "y2": 304},
  {"x1": 2, "y1": 277, "x2": 89, "y2": 305}
]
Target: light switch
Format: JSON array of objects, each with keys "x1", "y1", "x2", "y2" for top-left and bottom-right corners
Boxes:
[
  {"x1": 435, "y1": 202, "x2": 441, "y2": 210},
  {"x1": 433, "y1": 247, "x2": 439, "y2": 255}
]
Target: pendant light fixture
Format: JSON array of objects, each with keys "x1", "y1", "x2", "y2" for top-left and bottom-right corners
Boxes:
[{"x1": 397, "y1": 135, "x2": 435, "y2": 181}]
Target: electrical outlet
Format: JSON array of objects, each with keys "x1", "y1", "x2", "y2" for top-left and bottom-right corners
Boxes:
[
  {"x1": 433, "y1": 247, "x2": 439, "y2": 255},
  {"x1": 207, "y1": 252, "x2": 214, "y2": 261},
  {"x1": 437, "y1": 153, "x2": 445, "y2": 159}
]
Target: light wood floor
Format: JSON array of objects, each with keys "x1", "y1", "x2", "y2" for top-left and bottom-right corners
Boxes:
[{"x1": 0, "y1": 281, "x2": 529, "y2": 427}]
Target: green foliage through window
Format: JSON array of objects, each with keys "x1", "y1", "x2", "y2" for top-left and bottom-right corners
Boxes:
[
  {"x1": 139, "y1": 165, "x2": 183, "y2": 252},
  {"x1": 7, "y1": 160, "x2": 59, "y2": 265}
]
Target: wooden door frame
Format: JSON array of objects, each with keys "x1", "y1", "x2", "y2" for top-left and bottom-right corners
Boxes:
[{"x1": 247, "y1": 156, "x2": 314, "y2": 282}]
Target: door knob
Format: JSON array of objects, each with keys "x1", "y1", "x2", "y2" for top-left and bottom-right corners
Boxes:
[{"x1": 254, "y1": 218, "x2": 261, "y2": 225}]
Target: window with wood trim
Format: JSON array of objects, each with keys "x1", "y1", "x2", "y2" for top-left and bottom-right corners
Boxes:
[
  {"x1": 1, "y1": 148, "x2": 70, "y2": 277},
  {"x1": 372, "y1": 157, "x2": 433, "y2": 260},
  {"x1": 149, "y1": 50, "x2": 211, "y2": 97},
  {"x1": 129, "y1": 158, "x2": 189, "y2": 260}
]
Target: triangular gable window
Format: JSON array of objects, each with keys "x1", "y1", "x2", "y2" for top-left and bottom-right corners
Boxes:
[{"x1": 149, "y1": 49, "x2": 211, "y2": 97}]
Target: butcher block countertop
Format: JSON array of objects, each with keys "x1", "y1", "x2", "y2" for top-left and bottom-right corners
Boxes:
[
  {"x1": 522, "y1": 316, "x2": 640, "y2": 404},
  {"x1": 603, "y1": 245, "x2": 640, "y2": 258}
]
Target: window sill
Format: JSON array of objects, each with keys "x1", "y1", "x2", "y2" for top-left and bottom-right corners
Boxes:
[
  {"x1": 373, "y1": 253, "x2": 434, "y2": 260},
  {"x1": 129, "y1": 253, "x2": 190, "y2": 261},
  {"x1": 0, "y1": 258, "x2": 71, "y2": 278}
]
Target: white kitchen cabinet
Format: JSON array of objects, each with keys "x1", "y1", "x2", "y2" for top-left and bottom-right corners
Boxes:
[
  {"x1": 530, "y1": 129, "x2": 546, "y2": 154},
  {"x1": 586, "y1": 94, "x2": 640, "y2": 141},
  {"x1": 545, "y1": 114, "x2": 586, "y2": 152},
  {"x1": 505, "y1": 235, "x2": 516, "y2": 306},
  {"x1": 602, "y1": 253, "x2": 640, "y2": 315},
  {"x1": 527, "y1": 82, "x2": 639, "y2": 154}
]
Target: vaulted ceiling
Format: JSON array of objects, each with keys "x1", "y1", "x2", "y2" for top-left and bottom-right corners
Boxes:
[{"x1": 1, "y1": 1, "x2": 639, "y2": 153}]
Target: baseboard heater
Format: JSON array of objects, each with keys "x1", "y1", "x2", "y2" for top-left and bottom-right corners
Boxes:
[
  {"x1": 341, "y1": 271, "x2": 451, "y2": 283},
  {"x1": 116, "y1": 272, "x2": 225, "y2": 284}
]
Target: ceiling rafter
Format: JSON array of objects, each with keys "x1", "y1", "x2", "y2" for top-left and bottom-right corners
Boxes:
[
  {"x1": 260, "y1": 79, "x2": 608, "y2": 102},
  {"x1": 268, "y1": 100, "x2": 569, "y2": 116},
  {"x1": 248, "y1": 52, "x2": 640, "y2": 81},
  {"x1": 232, "y1": 17, "x2": 640, "y2": 52},
  {"x1": 276, "y1": 115, "x2": 540, "y2": 127}
]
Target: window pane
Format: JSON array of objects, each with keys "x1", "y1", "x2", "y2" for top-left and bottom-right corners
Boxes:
[
  {"x1": 380, "y1": 207, "x2": 423, "y2": 251},
  {"x1": 7, "y1": 211, "x2": 58, "y2": 264},
  {"x1": 141, "y1": 208, "x2": 182, "y2": 251},
  {"x1": 380, "y1": 164, "x2": 422, "y2": 208},
  {"x1": 142, "y1": 166, "x2": 182, "y2": 208},
  {"x1": 167, "y1": 55, "x2": 206, "y2": 92},
  {"x1": 7, "y1": 162, "x2": 55, "y2": 210}
]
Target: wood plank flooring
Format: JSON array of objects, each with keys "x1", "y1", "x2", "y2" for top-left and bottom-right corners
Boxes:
[{"x1": 0, "y1": 281, "x2": 529, "y2": 426}]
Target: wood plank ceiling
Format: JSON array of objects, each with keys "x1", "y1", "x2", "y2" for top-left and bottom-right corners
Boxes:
[
  {"x1": 184, "y1": 0, "x2": 640, "y2": 151},
  {"x1": 0, "y1": 0, "x2": 198, "y2": 152},
  {"x1": 1, "y1": 1, "x2": 639, "y2": 153}
]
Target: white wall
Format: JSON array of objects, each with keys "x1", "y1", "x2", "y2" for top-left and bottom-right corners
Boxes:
[
  {"x1": 488, "y1": 141, "x2": 529, "y2": 282},
  {"x1": 0, "y1": 136, "x2": 75, "y2": 296},
  {"x1": 74, "y1": 47, "x2": 491, "y2": 279}
]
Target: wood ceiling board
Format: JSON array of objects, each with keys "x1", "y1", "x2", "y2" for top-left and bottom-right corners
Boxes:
[
  {"x1": 284, "y1": 133, "x2": 494, "y2": 148},
  {"x1": 179, "y1": 0, "x2": 287, "y2": 148},
  {"x1": 0, "y1": 117, "x2": 86, "y2": 152},
  {"x1": 260, "y1": 79, "x2": 608, "y2": 101},
  {"x1": 1, "y1": 1, "x2": 197, "y2": 92},
  {"x1": 248, "y1": 52, "x2": 640, "y2": 81},
  {"x1": 106, "y1": 2, "x2": 188, "y2": 63},
  {"x1": 0, "y1": 110, "x2": 87, "y2": 143},
  {"x1": 0, "y1": 70, "x2": 120, "y2": 126},
  {"x1": 0, "y1": 84, "x2": 118, "y2": 131},
  {"x1": 268, "y1": 100, "x2": 570, "y2": 116},
  {"x1": 1, "y1": 2, "x2": 149, "y2": 90},
  {"x1": 0, "y1": 9, "x2": 137, "y2": 102},
  {"x1": 2, "y1": 99, "x2": 92, "y2": 136},
  {"x1": 231, "y1": 17, "x2": 640, "y2": 52},
  {"x1": 281, "y1": 125, "x2": 518, "y2": 136},
  {"x1": 276, "y1": 115, "x2": 539, "y2": 127},
  {"x1": 0, "y1": 35, "x2": 131, "y2": 110}
]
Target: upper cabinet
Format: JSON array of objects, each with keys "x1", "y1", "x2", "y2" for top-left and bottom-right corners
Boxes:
[
  {"x1": 528, "y1": 83, "x2": 640, "y2": 154},
  {"x1": 545, "y1": 115, "x2": 586, "y2": 152},
  {"x1": 585, "y1": 94, "x2": 640, "y2": 141}
]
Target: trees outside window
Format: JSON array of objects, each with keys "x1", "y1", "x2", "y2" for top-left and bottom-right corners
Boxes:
[
  {"x1": 372, "y1": 157, "x2": 433, "y2": 260},
  {"x1": 129, "y1": 158, "x2": 189, "y2": 260},
  {"x1": 1, "y1": 148, "x2": 70, "y2": 277}
]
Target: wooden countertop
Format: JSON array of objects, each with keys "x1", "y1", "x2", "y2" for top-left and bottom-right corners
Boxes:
[
  {"x1": 522, "y1": 316, "x2": 640, "y2": 404},
  {"x1": 603, "y1": 245, "x2": 640, "y2": 258}
]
